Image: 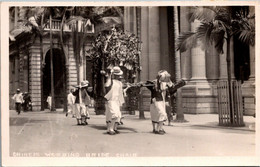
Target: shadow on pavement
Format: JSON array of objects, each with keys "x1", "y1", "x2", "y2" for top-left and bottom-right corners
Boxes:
[
  {"x1": 9, "y1": 117, "x2": 48, "y2": 126},
  {"x1": 88, "y1": 124, "x2": 138, "y2": 133},
  {"x1": 88, "y1": 125, "x2": 107, "y2": 130},
  {"x1": 29, "y1": 119, "x2": 48, "y2": 123},
  {"x1": 118, "y1": 126, "x2": 138, "y2": 133},
  {"x1": 189, "y1": 123, "x2": 255, "y2": 133}
]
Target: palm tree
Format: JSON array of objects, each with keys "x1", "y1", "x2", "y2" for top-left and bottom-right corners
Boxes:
[
  {"x1": 11, "y1": 7, "x2": 70, "y2": 111},
  {"x1": 64, "y1": 7, "x2": 123, "y2": 85},
  {"x1": 176, "y1": 6, "x2": 255, "y2": 124}
]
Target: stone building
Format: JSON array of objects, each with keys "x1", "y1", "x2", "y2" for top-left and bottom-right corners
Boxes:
[
  {"x1": 9, "y1": 6, "x2": 255, "y2": 116},
  {"x1": 124, "y1": 6, "x2": 255, "y2": 115},
  {"x1": 9, "y1": 7, "x2": 95, "y2": 110}
]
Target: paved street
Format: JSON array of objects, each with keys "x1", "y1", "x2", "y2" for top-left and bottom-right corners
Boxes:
[{"x1": 9, "y1": 109, "x2": 255, "y2": 157}]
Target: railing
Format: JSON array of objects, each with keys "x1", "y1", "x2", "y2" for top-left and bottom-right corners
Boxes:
[
  {"x1": 44, "y1": 19, "x2": 94, "y2": 33},
  {"x1": 44, "y1": 19, "x2": 72, "y2": 32},
  {"x1": 217, "y1": 80, "x2": 244, "y2": 126}
]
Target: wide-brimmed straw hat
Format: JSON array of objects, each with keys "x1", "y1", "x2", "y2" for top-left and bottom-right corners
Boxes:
[
  {"x1": 111, "y1": 66, "x2": 123, "y2": 76},
  {"x1": 81, "y1": 80, "x2": 89, "y2": 87}
]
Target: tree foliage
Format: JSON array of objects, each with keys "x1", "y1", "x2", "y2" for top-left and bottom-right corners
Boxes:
[
  {"x1": 86, "y1": 27, "x2": 142, "y2": 99},
  {"x1": 9, "y1": 7, "x2": 124, "y2": 39},
  {"x1": 176, "y1": 6, "x2": 255, "y2": 53},
  {"x1": 176, "y1": 6, "x2": 255, "y2": 125},
  {"x1": 88, "y1": 27, "x2": 141, "y2": 72}
]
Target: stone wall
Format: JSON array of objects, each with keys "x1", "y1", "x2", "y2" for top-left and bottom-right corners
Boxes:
[
  {"x1": 67, "y1": 43, "x2": 78, "y2": 90},
  {"x1": 29, "y1": 44, "x2": 42, "y2": 111},
  {"x1": 242, "y1": 83, "x2": 255, "y2": 116},
  {"x1": 181, "y1": 82, "x2": 218, "y2": 114}
]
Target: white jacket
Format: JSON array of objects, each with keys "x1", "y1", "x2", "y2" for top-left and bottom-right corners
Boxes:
[{"x1": 12, "y1": 93, "x2": 24, "y2": 103}]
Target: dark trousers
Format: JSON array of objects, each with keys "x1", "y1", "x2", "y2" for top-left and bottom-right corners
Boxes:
[
  {"x1": 15, "y1": 103, "x2": 22, "y2": 114},
  {"x1": 166, "y1": 105, "x2": 173, "y2": 123}
]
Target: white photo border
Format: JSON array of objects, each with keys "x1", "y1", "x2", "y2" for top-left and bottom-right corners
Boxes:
[{"x1": 1, "y1": 1, "x2": 260, "y2": 166}]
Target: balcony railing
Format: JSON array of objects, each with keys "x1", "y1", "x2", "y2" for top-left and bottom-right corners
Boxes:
[
  {"x1": 44, "y1": 19, "x2": 72, "y2": 32},
  {"x1": 44, "y1": 19, "x2": 95, "y2": 33}
]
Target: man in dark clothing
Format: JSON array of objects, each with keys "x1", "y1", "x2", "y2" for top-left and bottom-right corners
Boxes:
[
  {"x1": 73, "y1": 80, "x2": 93, "y2": 125},
  {"x1": 23, "y1": 92, "x2": 32, "y2": 111}
]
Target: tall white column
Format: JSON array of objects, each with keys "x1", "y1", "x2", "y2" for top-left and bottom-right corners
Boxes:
[
  {"x1": 206, "y1": 43, "x2": 219, "y2": 80},
  {"x1": 131, "y1": 7, "x2": 137, "y2": 35},
  {"x1": 124, "y1": 7, "x2": 131, "y2": 32},
  {"x1": 148, "y1": 7, "x2": 161, "y2": 80},
  {"x1": 124, "y1": 7, "x2": 137, "y2": 34},
  {"x1": 181, "y1": 19, "x2": 216, "y2": 114},
  {"x1": 180, "y1": 7, "x2": 191, "y2": 80},
  {"x1": 190, "y1": 20, "x2": 207, "y2": 81},
  {"x1": 159, "y1": 7, "x2": 170, "y2": 72},
  {"x1": 140, "y1": 7, "x2": 149, "y2": 81}
]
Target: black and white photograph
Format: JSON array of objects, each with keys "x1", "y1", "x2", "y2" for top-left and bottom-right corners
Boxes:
[{"x1": 1, "y1": 1, "x2": 259, "y2": 166}]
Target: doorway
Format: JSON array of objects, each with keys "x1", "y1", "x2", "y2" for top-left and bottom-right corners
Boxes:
[
  {"x1": 43, "y1": 48, "x2": 66, "y2": 109},
  {"x1": 234, "y1": 34, "x2": 250, "y2": 83}
]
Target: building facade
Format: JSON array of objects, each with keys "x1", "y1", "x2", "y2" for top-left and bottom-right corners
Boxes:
[
  {"x1": 124, "y1": 6, "x2": 255, "y2": 115},
  {"x1": 9, "y1": 7, "x2": 95, "y2": 110},
  {"x1": 9, "y1": 6, "x2": 255, "y2": 116}
]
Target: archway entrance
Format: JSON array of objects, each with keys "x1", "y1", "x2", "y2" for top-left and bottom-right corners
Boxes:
[{"x1": 43, "y1": 48, "x2": 66, "y2": 109}]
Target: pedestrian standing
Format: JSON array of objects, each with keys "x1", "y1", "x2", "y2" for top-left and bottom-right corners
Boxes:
[
  {"x1": 73, "y1": 80, "x2": 92, "y2": 125},
  {"x1": 12, "y1": 89, "x2": 24, "y2": 115},
  {"x1": 145, "y1": 70, "x2": 186, "y2": 134},
  {"x1": 66, "y1": 89, "x2": 76, "y2": 117},
  {"x1": 145, "y1": 70, "x2": 172, "y2": 135},
  {"x1": 46, "y1": 94, "x2": 52, "y2": 111},
  {"x1": 165, "y1": 79, "x2": 186, "y2": 126},
  {"x1": 104, "y1": 66, "x2": 125, "y2": 135},
  {"x1": 22, "y1": 92, "x2": 32, "y2": 112},
  {"x1": 165, "y1": 91, "x2": 174, "y2": 126}
]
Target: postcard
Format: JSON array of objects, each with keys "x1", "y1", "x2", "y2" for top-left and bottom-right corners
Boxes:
[{"x1": 1, "y1": 1, "x2": 260, "y2": 166}]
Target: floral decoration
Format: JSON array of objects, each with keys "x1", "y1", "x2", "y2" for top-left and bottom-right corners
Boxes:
[{"x1": 87, "y1": 27, "x2": 142, "y2": 76}]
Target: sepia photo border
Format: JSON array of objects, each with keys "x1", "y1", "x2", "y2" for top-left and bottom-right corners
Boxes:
[{"x1": 1, "y1": 1, "x2": 260, "y2": 166}]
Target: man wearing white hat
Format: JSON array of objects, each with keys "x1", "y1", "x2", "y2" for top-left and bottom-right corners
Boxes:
[
  {"x1": 73, "y1": 80, "x2": 92, "y2": 125},
  {"x1": 12, "y1": 89, "x2": 24, "y2": 115},
  {"x1": 104, "y1": 66, "x2": 125, "y2": 135}
]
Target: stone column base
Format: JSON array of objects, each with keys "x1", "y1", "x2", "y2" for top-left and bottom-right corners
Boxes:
[
  {"x1": 242, "y1": 80, "x2": 255, "y2": 116},
  {"x1": 181, "y1": 81, "x2": 218, "y2": 114}
]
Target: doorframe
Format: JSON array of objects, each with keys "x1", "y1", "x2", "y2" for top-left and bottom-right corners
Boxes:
[{"x1": 42, "y1": 47, "x2": 67, "y2": 109}]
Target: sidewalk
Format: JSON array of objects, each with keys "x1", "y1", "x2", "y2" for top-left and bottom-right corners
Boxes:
[
  {"x1": 130, "y1": 111, "x2": 255, "y2": 131},
  {"x1": 9, "y1": 109, "x2": 256, "y2": 157},
  {"x1": 13, "y1": 108, "x2": 256, "y2": 132}
]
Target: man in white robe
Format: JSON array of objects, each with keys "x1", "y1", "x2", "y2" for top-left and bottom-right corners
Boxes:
[{"x1": 104, "y1": 66, "x2": 125, "y2": 135}]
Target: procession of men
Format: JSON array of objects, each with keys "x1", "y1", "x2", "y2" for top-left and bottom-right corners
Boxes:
[
  {"x1": 12, "y1": 65, "x2": 185, "y2": 135},
  {"x1": 29, "y1": 65, "x2": 183, "y2": 135}
]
